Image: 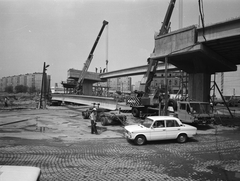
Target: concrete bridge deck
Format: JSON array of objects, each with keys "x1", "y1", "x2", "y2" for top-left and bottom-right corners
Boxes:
[{"x1": 151, "y1": 17, "x2": 240, "y2": 73}]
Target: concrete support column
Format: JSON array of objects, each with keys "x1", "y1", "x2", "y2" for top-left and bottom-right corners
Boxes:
[
  {"x1": 83, "y1": 81, "x2": 93, "y2": 96},
  {"x1": 188, "y1": 73, "x2": 211, "y2": 102}
]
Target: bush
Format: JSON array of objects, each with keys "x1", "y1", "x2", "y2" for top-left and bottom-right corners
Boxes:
[{"x1": 5, "y1": 86, "x2": 13, "y2": 93}]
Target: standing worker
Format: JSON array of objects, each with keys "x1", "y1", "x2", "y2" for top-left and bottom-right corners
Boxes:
[
  {"x1": 90, "y1": 108, "x2": 98, "y2": 134},
  {"x1": 4, "y1": 97, "x2": 8, "y2": 107}
]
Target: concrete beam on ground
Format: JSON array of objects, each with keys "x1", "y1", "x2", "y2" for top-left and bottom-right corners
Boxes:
[{"x1": 52, "y1": 94, "x2": 130, "y2": 110}]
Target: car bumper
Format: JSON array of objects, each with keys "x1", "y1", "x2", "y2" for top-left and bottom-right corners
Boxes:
[{"x1": 124, "y1": 132, "x2": 134, "y2": 140}]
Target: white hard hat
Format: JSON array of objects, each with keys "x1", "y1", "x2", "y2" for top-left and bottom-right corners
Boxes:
[{"x1": 168, "y1": 106, "x2": 174, "y2": 112}]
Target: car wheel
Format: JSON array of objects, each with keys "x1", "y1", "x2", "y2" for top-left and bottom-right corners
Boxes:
[
  {"x1": 177, "y1": 134, "x2": 187, "y2": 143},
  {"x1": 82, "y1": 111, "x2": 89, "y2": 119},
  {"x1": 101, "y1": 117, "x2": 108, "y2": 126},
  {"x1": 134, "y1": 135, "x2": 146, "y2": 145},
  {"x1": 132, "y1": 108, "x2": 140, "y2": 117}
]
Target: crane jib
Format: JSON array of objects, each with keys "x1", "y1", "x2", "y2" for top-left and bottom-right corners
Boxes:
[
  {"x1": 140, "y1": 0, "x2": 176, "y2": 98},
  {"x1": 75, "y1": 20, "x2": 108, "y2": 94}
]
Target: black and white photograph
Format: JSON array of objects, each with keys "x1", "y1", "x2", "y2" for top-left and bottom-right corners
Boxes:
[{"x1": 0, "y1": 0, "x2": 240, "y2": 180}]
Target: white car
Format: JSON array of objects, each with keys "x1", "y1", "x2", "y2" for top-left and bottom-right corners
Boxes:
[
  {"x1": 124, "y1": 116, "x2": 197, "y2": 145},
  {"x1": 0, "y1": 165, "x2": 41, "y2": 181}
]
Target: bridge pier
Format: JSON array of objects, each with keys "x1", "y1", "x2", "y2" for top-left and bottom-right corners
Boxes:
[
  {"x1": 151, "y1": 20, "x2": 240, "y2": 103},
  {"x1": 83, "y1": 81, "x2": 94, "y2": 95},
  {"x1": 188, "y1": 73, "x2": 211, "y2": 102}
]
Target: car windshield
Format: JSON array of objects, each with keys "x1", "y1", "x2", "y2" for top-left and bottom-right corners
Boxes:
[
  {"x1": 141, "y1": 118, "x2": 154, "y2": 128},
  {"x1": 190, "y1": 103, "x2": 210, "y2": 114}
]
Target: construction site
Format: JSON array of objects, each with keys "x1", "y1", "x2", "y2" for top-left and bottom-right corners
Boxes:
[
  {"x1": 49, "y1": 0, "x2": 240, "y2": 125},
  {"x1": 1, "y1": 0, "x2": 240, "y2": 123},
  {"x1": 1, "y1": 0, "x2": 240, "y2": 180}
]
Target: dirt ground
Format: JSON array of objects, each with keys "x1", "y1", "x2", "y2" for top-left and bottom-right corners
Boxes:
[
  {"x1": 0, "y1": 104, "x2": 141, "y2": 142},
  {"x1": 0, "y1": 94, "x2": 239, "y2": 143},
  {"x1": 0, "y1": 104, "x2": 239, "y2": 143}
]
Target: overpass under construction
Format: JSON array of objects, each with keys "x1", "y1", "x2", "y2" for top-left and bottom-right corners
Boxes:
[{"x1": 55, "y1": 17, "x2": 240, "y2": 110}]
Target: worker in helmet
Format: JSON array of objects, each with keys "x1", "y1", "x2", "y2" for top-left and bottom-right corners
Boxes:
[{"x1": 90, "y1": 108, "x2": 98, "y2": 134}]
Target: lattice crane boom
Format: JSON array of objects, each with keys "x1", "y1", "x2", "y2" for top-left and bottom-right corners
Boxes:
[{"x1": 76, "y1": 20, "x2": 109, "y2": 94}]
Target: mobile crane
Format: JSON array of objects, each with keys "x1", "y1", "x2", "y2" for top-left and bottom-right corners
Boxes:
[
  {"x1": 127, "y1": 0, "x2": 176, "y2": 117},
  {"x1": 75, "y1": 20, "x2": 109, "y2": 94}
]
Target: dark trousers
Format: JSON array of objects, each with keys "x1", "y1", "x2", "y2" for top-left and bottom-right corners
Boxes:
[{"x1": 91, "y1": 120, "x2": 98, "y2": 134}]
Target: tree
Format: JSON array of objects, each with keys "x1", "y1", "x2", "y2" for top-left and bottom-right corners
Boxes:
[
  {"x1": 5, "y1": 85, "x2": 13, "y2": 93},
  {"x1": 29, "y1": 86, "x2": 36, "y2": 93},
  {"x1": 15, "y1": 85, "x2": 28, "y2": 93}
]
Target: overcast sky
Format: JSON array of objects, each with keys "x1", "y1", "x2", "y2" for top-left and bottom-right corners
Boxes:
[{"x1": 1, "y1": 0, "x2": 240, "y2": 86}]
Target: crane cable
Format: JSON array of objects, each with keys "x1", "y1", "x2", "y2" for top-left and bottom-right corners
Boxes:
[
  {"x1": 106, "y1": 24, "x2": 109, "y2": 73},
  {"x1": 198, "y1": 0, "x2": 206, "y2": 41}
]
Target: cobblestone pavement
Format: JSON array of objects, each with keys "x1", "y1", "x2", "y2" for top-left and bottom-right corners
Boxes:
[{"x1": 1, "y1": 130, "x2": 240, "y2": 181}]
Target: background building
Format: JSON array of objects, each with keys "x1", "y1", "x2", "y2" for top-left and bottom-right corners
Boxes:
[
  {"x1": 213, "y1": 65, "x2": 240, "y2": 97},
  {"x1": 0, "y1": 73, "x2": 51, "y2": 93},
  {"x1": 93, "y1": 77, "x2": 132, "y2": 96},
  {"x1": 152, "y1": 71, "x2": 188, "y2": 95},
  {"x1": 134, "y1": 70, "x2": 188, "y2": 95}
]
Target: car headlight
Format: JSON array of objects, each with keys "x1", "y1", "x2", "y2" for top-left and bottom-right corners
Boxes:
[{"x1": 126, "y1": 131, "x2": 132, "y2": 138}]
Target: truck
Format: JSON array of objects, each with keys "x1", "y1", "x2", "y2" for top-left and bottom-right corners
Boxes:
[{"x1": 177, "y1": 101, "x2": 215, "y2": 124}]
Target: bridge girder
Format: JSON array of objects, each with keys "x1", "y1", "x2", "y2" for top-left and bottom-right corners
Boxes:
[{"x1": 150, "y1": 17, "x2": 240, "y2": 74}]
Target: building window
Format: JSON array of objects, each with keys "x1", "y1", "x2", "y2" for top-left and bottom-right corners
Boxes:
[{"x1": 174, "y1": 79, "x2": 178, "y2": 86}]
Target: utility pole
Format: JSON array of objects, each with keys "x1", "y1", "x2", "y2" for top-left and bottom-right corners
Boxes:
[
  {"x1": 39, "y1": 62, "x2": 49, "y2": 109},
  {"x1": 164, "y1": 56, "x2": 169, "y2": 116}
]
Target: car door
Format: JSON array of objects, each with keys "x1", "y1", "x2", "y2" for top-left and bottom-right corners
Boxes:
[
  {"x1": 178, "y1": 103, "x2": 187, "y2": 122},
  {"x1": 184, "y1": 103, "x2": 193, "y2": 123},
  {"x1": 165, "y1": 119, "x2": 181, "y2": 139},
  {"x1": 150, "y1": 120, "x2": 167, "y2": 141}
]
